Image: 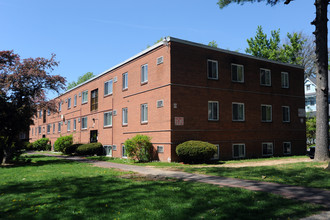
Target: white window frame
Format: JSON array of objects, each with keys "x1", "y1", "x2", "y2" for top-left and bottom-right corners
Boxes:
[
  {"x1": 281, "y1": 72, "x2": 289, "y2": 88},
  {"x1": 74, "y1": 94, "x2": 77, "y2": 107},
  {"x1": 67, "y1": 120, "x2": 71, "y2": 131},
  {"x1": 68, "y1": 98, "x2": 71, "y2": 109},
  {"x1": 81, "y1": 117, "x2": 87, "y2": 130},
  {"x1": 282, "y1": 106, "x2": 290, "y2": 123},
  {"x1": 82, "y1": 90, "x2": 88, "y2": 104},
  {"x1": 261, "y1": 104, "x2": 272, "y2": 122},
  {"x1": 207, "y1": 59, "x2": 218, "y2": 80},
  {"x1": 231, "y1": 64, "x2": 244, "y2": 83},
  {"x1": 208, "y1": 101, "x2": 219, "y2": 121},
  {"x1": 122, "y1": 108, "x2": 128, "y2": 125},
  {"x1": 306, "y1": 85, "x2": 311, "y2": 91},
  {"x1": 53, "y1": 123, "x2": 55, "y2": 134},
  {"x1": 104, "y1": 111, "x2": 113, "y2": 127},
  {"x1": 122, "y1": 72, "x2": 128, "y2": 90},
  {"x1": 58, "y1": 122, "x2": 61, "y2": 133},
  {"x1": 47, "y1": 124, "x2": 51, "y2": 134},
  {"x1": 141, "y1": 103, "x2": 148, "y2": 123},
  {"x1": 73, "y1": 119, "x2": 76, "y2": 131},
  {"x1": 283, "y1": 142, "x2": 291, "y2": 155},
  {"x1": 157, "y1": 145, "x2": 164, "y2": 153},
  {"x1": 232, "y1": 102, "x2": 245, "y2": 121},
  {"x1": 260, "y1": 68, "x2": 271, "y2": 86},
  {"x1": 59, "y1": 102, "x2": 62, "y2": 112},
  {"x1": 104, "y1": 79, "x2": 113, "y2": 96},
  {"x1": 262, "y1": 142, "x2": 273, "y2": 156},
  {"x1": 232, "y1": 144, "x2": 246, "y2": 158},
  {"x1": 47, "y1": 109, "x2": 50, "y2": 116},
  {"x1": 141, "y1": 64, "x2": 148, "y2": 84},
  {"x1": 38, "y1": 126, "x2": 41, "y2": 134},
  {"x1": 122, "y1": 144, "x2": 127, "y2": 158},
  {"x1": 212, "y1": 144, "x2": 220, "y2": 160}
]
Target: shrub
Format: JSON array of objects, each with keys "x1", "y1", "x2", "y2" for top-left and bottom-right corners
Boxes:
[
  {"x1": 76, "y1": 143, "x2": 103, "y2": 156},
  {"x1": 124, "y1": 134, "x2": 153, "y2": 162},
  {"x1": 54, "y1": 135, "x2": 73, "y2": 153},
  {"x1": 64, "y1": 143, "x2": 82, "y2": 155},
  {"x1": 33, "y1": 138, "x2": 51, "y2": 151},
  {"x1": 176, "y1": 140, "x2": 217, "y2": 164}
]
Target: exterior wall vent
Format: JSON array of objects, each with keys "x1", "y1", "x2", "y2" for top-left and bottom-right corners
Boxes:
[
  {"x1": 78, "y1": 118, "x2": 81, "y2": 123},
  {"x1": 113, "y1": 110, "x2": 117, "y2": 116},
  {"x1": 157, "y1": 56, "x2": 163, "y2": 65},
  {"x1": 79, "y1": 92, "x2": 81, "y2": 97},
  {"x1": 65, "y1": 99, "x2": 68, "y2": 103},
  {"x1": 157, "y1": 100, "x2": 164, "y2": 108},
  {"x1": 114, "y1": 76, "x2": 118, "y2": 83}
]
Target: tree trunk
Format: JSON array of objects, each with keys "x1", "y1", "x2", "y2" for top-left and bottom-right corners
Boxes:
[{"x1": 314, "y1": 0, "x2": 330, "y2": 161}]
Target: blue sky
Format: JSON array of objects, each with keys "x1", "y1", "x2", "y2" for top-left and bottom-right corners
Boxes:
[{"x1": 1, "y1": 0, "x2": 317, "y2": 98}]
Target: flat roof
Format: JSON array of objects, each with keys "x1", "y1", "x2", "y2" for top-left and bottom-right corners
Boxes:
[{"x1": 58, "y1": 36, "x2": 304, "y2": 98}]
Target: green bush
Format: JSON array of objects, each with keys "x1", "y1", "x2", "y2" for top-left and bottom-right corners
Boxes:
[
  {"x1": 54, "y1": 135, "x2": 73, "y2": 153},
  {"x1": 176, "y1": 140, "x2": 217, "y2": 164},
  {"x1": 64, "y1": 143, "x2": 82, "y2": 155},
  {"x1": 124, "y1": 134, "x2": 153, "y2": 162},
  {"x1": 33, "y1": 138, "x2": 51, "y2": 151},
  {"x1": 76, "y1": 143, "x2": 103, "y2": 156}
]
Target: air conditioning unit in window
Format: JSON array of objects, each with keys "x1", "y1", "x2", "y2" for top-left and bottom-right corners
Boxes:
[
  {"x1": 157, "y1": 100, "x2": 164, "y2": 108},
  {"x1": 113, "y1": 110, "x2": 117, "y2": 116},
  {"x1": 113, "y1": 76, "x2": 117, "y2": 83},
  {"x1": 157, "y1": 56, "x2": 163, "y2": 65}
]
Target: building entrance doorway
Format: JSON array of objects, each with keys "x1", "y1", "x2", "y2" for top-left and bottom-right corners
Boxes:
[{"x1": 90, "y1": 130, "x2": 98, "y2": 143}]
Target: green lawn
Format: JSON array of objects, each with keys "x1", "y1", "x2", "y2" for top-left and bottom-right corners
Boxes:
[
  {"x1": 181, "y1": 162, "x2": 330, "y2": 190},
  {"x1": 0, "y1": 155, "x2": 325, "y2": 220}
]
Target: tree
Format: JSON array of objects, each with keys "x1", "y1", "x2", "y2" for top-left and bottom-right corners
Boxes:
[
  {"x1": 208, "y1": 40, "x2": 218, "y2": 48},
  {"x1": 0, "y1": 51, "x2": 65, "y2": 164},
  {"x1": 66, "y1": 72, "x2": 94, "y2": 90},
  {"x1": 218, "y1": 0, "x2": 329, "y2": 162},
  {"x1": 245, "y1": 26, "x2": 304, "y2": 65}
]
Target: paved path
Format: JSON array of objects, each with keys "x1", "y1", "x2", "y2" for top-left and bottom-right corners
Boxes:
[{"x1": 35, "y1": 153, "x2": 330, "y2": 219}]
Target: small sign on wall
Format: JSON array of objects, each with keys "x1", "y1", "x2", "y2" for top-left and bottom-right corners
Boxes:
[{"x1": 175, "y1": 117, "x2": 184, "y2": 126}]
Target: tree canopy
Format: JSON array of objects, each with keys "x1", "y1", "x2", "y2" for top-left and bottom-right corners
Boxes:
[
  {"x1": 208, "y1": 40, "x2": 218, "y2": 48},
  {"x1": 66, "y1": 72, "x2": 94, "y2": 90}
]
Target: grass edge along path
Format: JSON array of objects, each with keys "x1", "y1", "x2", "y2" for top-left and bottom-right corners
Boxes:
[{"x1": 0, "y1": 155, "x2": 327, "y2": 220}]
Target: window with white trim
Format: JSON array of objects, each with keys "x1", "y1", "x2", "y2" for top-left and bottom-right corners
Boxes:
[
  {"x1": 207, "y1": 59, "x2": 218, "y2": 79},
  {"x1": 208, "y1": 101, "x2": 219, "y2": 121},
  {"x1": 281, "y1": 72, "x2": 289, "y2": 88},
  {"x1": 47, "y1": 124, "x2": 51, "y2": 134},
  {"x1": 73, "y1": 119, "x2": 76, "y2": 131},
  {"x1": 122, "y1": 72, "x2": 128, "y2": 90},
  {"x1": 122, "y1": 144, "x2": 127, "y2": 158},
  {"x1": 141, "y1": 64, "x2": 148, "y2": 83},
  {"x1": 53, "y1": 123, "x2": 55, "y2": 134},
  {"x1": 232, "y1": 103, "x2": 245, "y2": 121},
  {"x1": 282, "y1": 106, "x2": 290, "y2": 122},
  {"x1": 157, "y1": 146, "x2": 164, "y2": 153},
  {"x1": 74, "y1": 95, "x2": 77, "y2": 107},
  {"x1": 104, "y1": 111, "x2": 112, "y2": 127},
  {"x1": 260, "y1": 68, "x2": 271, "y2": 86},
  {"x1": 233, "y1": 144, "x2": 245, "y2": 158},
  {"x1": 261, "y1": 105, "x2": 272, "y2": 122},
  {"x1": 59, "y1": 102, "x2": 62, "y2": 112},
  {"x1": 39, "y1": 110, "x2": 42, "y2": 118},
  {"x1": 262, "y1": 142, "x2": 273, "y2": 156},
  {"x1": 81, "y1": 117, "x2": 87, "y2": 129},
  {"x1": 231, "y1": 64, "x2": 244, "y2": 82},
  {"x1": 212, "y1": 144, "x2": 220, "y2": 160},
  {"x1": 122, "y1": 108, "x2": 128, "y2": 125},
  {"x1": 283, "y1": 142, "x2": 291, "y2": 155},
  {"x1": 82, "y1": 90, "x2": 88, "y2": 104},
  {"x1": 38, "y1": 126, "x2": 41, "y2": 134},
  {"x1": 58, "y1": 122, "x2": 61, "y2": 133},
  {"x1": 68, "y1": 98, "x2": 71, "y2": 109},
  {"x1": 104, "y1": 79, "x2": 113, "y2": 96},
  {"x1": 67, "y1": 120, "x2": 71, "y2": 131},
  {"x1": 141, "y1": 104, "x2": 148, "y2": 123}
]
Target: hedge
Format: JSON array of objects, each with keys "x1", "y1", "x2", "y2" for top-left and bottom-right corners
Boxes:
[
  {"x1": 124, "y1": 134, "x2": 153, "y2": 162},
  {"x1": 54, "y1": 135, "x2": 73, "y2": 153},
  {"x1": 32, "y1": 138, "x2": 51, "y2": 151},
  {"x1": 63, "y1": 143, "x2": 82, "y2": 155},
  {"x1": 75, "y1": 143, "x2": 103, "y2": 156},
  {"x1": 176, "y1": 140, "x2": 217, "y2": 164}
]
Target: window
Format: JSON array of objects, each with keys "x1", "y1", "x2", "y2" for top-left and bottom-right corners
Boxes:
[
  {"x1": 73, "y1": 119, "x2": 76, "y2": 131},
  {"x1": 74, "y1": 95, "x2": 77, "y2": 107},
  {"x1": 43, "y1": 110, "x2": 46, "y2": 123},
  {"x1": 122, "y1": 72, "x2": 128, "y2": 90},
  {"x1": 157, "y1": 100, "x2": 164, "y2": 108},
  {"x1": 32, "y1": 128, "x2": 34, "y2": 136},
  {"x1": 260, "y1": 68, "x2": 271, "y2": 86},
  {"x1": 233, "y1": 144, "x2": 245, "y2": 158},
  {"x1": 281, "y1": 72, "x2": 289, "y2": 88},
  {"x1": 112, "y1": 145, "x2": 117, "y2": 151},
  {"x1": 38, "y1": 126, "x2": 41, "y2": 134},
  {"x1": 68, "y1": 98, "x2": 71, "y2": 109},
  {"x1": 282, "y1": 106, "x2": 290, "y2": 122},
  {"x1": 53, "y1": 123, "x2": 55, "y2": 134},
  {"x1": 82, "y1": 90, "x2": 88, "y2": 104},
  {"x1": 104, "y1": 111, "x2": 113, "y2": 127},
  {"x1": 207, "y1": 59, "x2": 218, "y2": 79},
  {"x1": 141, "y1": 104, "x2": 148, "y2": 123},
  {"x1": 39, "y1": 110, "x2": 42, "y2": 118},
  {"x1": 81, "y1": 117, "x2": 87, "y2": 129},
  {"x1": 261, "y1": 105, "x2": 272, "y2": 122},
  {"x1": 67, "y1": 120, "x2": 71, "y2": 131},
  {"x1": 19, "y1": 132, "x2": 26, "y2": 139},
  {"x1": 283, "y1": 142, "x2": 291, "y2": 155},
  {"x1": 232, "y1": 103, "x2": 245, "y2": 121},
  {"x1": 157, "y1": 146, "x2": 164, "y2": 153},
  {"x1": 141, "y1": 64, "x2": 148, "y2": 83},
  {"x1": 35, "y1": 127, "x2": 37, "y2": 135},
  {"x1": 212, "y1": 145, "x2": 220, "y2": 160},
  {"x1": 91, "y1": 89, "x2": 98, "y2": 111},
  {"x1": 104, "y1": 79, "x2": 113, "y2": 96},
  {"x1": 47, "y1": 124, "x2": 51, "y2": 134},
  {"x1": 208, "y1": 101, "x2": 219, "y2": 121},
  {"x1": 262, "y1": 142, "x2": 273, "y2": 156},
  {"x1": 47, "y1": 109, "x2": 50, "y2": 116},
  {"x1": 306, "y1": 85, "x2": 311, "y2": 91},
  {"x1": 59, "y1": 102, "x2": 62, "y2": 112},
  {"x1": 122, "y1": 145, "x2": 127, "y2": 158},
  {"x1": 58, "y1": 122, "x2": 61, "y2": 133},
  {"x1": 122, "y1": 108, "x2": 128, "y2": 125},
  {"x1": 231, "y1": 64, "x2": 244, "y2": 82}
]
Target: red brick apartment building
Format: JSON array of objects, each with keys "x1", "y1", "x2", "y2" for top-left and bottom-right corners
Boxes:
[{"x1": 30, "y1": 37, "x2": 306, "y2": 162}]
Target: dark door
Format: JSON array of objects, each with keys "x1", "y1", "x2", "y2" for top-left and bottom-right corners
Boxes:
[{"x1": 90, "y1": 130, "x2": 98, "y2": 143}]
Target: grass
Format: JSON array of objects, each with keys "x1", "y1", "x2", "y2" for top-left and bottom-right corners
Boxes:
[
  {"x1": 0, "y1": 155, "x2": 325, "y2": 220},
  {"x1": 181, "y1": 161, "x2": 330, "y2": 190}
]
